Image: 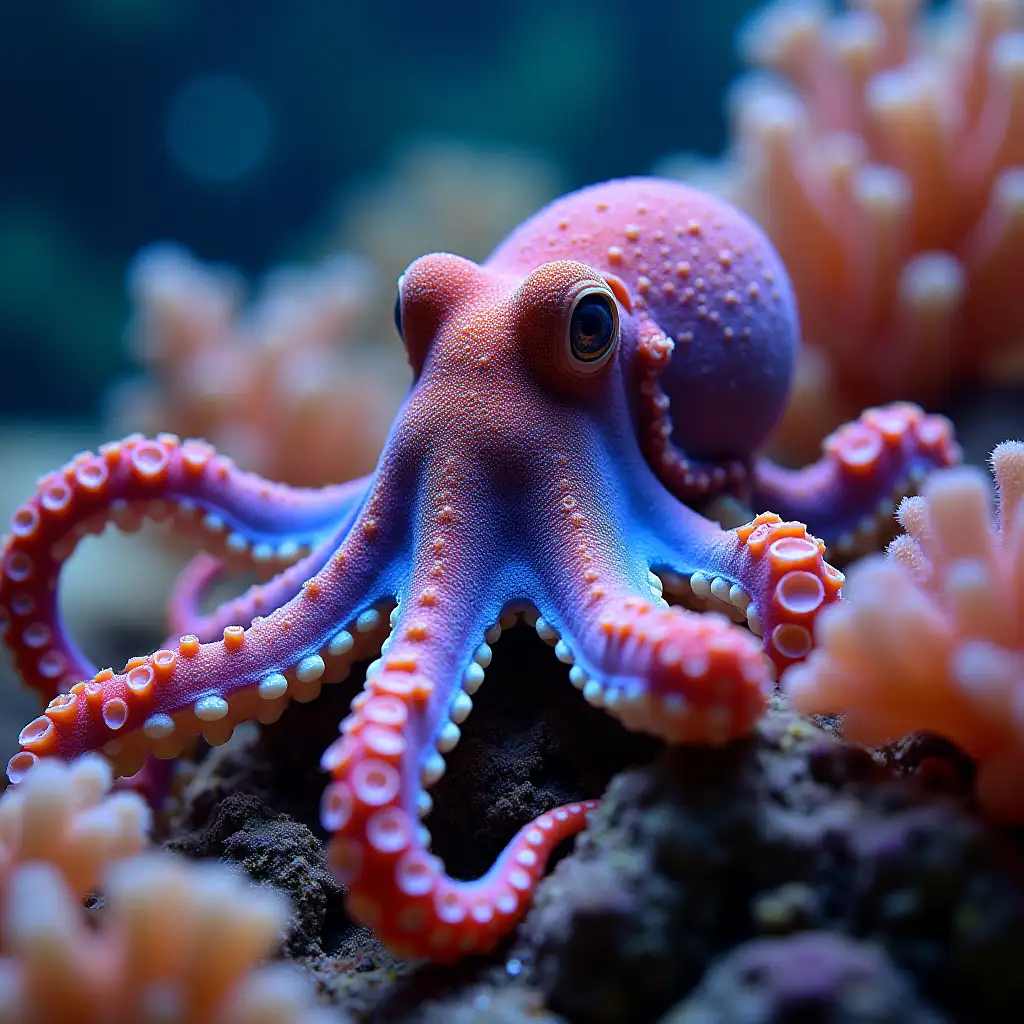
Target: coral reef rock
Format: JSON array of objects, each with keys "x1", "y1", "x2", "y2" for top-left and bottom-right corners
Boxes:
[
  {"x1": 517, "y1": 702, "x2": 1024, "y2": 1024},
  {"x1": 660, "y1": 932, "x2": 945, "y2": 1024}
]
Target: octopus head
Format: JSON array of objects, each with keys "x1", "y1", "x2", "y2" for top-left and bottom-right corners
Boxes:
[
  {"x1": 641, "y1": 197, "x2": 800, "y2": 462},
  {"x1": 393, "y1": 253, "x2": 637, "y2": 406},
  {"x1": 393, "y1": 190, "x2": 798, "y2": 467}
]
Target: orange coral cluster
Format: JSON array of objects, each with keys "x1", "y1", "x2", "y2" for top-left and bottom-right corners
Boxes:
[
  {"x1": 787, "y1": 441, "x2": 1024, "y2": 822},
  {"x1": 0, "y1": 756, "x2": 332, "y2": 1022},
  {"x1": 110, "y1": 245, "x2": 406, "y2": 488},
  {"x1": 704, "y1": 0, "x2": 1024, "y2": 458}
]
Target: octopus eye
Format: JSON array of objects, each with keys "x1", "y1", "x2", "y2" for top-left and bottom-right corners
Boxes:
[
  {"x1": 393, "y1": 274, "x2": 405, "y2": 339},
  {"x1": 568, "y1": 289, "x2": 618, "y2": 370}
]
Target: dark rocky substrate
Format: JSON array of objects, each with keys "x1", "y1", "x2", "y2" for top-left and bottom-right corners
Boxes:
[{"x1": 147, "y1": 622, "x2": 1024, "y2": 1024}]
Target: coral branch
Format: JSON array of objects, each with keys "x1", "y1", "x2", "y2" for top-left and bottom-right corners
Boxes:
[
  {"x1": 678, "y1": 0, "x2": 1024, "y2": 457},
  {"x1": 787, "y1": 441, "x2": 1024, "y2": 821}
]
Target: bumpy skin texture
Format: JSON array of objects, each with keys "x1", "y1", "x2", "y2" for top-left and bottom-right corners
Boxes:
[{"x1": 1, "y1": 178, "x2": 955, "y2": 963}]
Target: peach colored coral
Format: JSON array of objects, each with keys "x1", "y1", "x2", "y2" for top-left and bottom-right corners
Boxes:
[
  {"x1": 110, "y1": 245, "x2": 405, "y2": 488},
  {"x1": 0, "y1": 757, "x2": 334, "y2": 1022},
  {"x1": 787, "y1": 442, "x2": 1024, "y2": 821},
  {"x1": 0, "y1": 754, "x2": 150, "y2": 900},
  {"x1": 693, "y1": 0, "x2": 1024, "y2": 459}
]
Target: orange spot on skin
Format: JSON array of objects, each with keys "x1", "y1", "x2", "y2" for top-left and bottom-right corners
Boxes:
[
  {"x1": 405, "y1": 623, "x2": 430, "y2": 641},
  {"x1": 303, "y1": 580, "x2": 321, "y2": 600},
  {"x1": 419, "y1": 588, "x2": 439, "y2": 607},
  {"x1": 223, "y1": 625, "x2": 245, "y2": 651}
]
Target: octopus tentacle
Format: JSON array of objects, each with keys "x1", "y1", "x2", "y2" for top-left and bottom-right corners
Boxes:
[
  {"x1": 166, "y1": 531, "x2": 350, "y2": 645},
  {"x1": 751, "y1": 403, "x2": 962, "y2": 559},
  {"x1": 167, "y1": 468, "x2": 371, "y2": 637},
  {"x1": 539, "y1": 589, "x2": 772, "y2": 746},
  {"x1": 642, "y1": 491, "x2": 845, "y2": 679},
  {"x1": 634, "y1": 319, "x2": 749, "y2": 502},
  {"x1": 7, "y1": 496, "x2": 399, "y2": 783},
  {"x1": 324, "y1": 631, "x2": 597, "y2": 964},
  {"x1": 519, "y1": 466, "x2": 776, "y2": 744},
  {"x1": 167, "y1": 552, "x2": 229, "y2": 638},
  {"x1": 319, "y1": 456, "x2": 596, "y2": 962},
  {"x1": 0, "y1": 434, "x2": 368, "y2": 699}
]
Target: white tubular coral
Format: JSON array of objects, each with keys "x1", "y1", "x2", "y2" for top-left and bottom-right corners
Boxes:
[
  {"x1": 700, "y1": 0, "x2": 1024, "y2": 458},
  {"x1": 0, "y1": 757, "x2": 333, "y2": 1023},
  {"x1": 787, "y1": 441, "x2": 1024, "y2": 822}
]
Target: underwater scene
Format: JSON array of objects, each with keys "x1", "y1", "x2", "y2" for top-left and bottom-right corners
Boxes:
[{"x1": 2, "y1": 0, "x2": 1024, "y2": 1020}]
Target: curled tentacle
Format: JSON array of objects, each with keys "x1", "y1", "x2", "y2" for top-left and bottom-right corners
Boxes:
[
  {"x1": 7, "y1": 486, "x2": 401, "y2": 782},
  {"x1": 524, "y1": 477, "x2": 780, "y2": 744},
  {"x1": 645, "y1": 497, "x2": 845, "y2": 679},
  {"x1": 166, "y1": 530, "x2": 349, "y2": 645},
  {"x1": 324, "y1": 708, "x2": 595, "y2": 961},
  {"x1": 168, "y1": 552, "x2": 229, "y2": 638},
  {"x1": 321, "y1": 572, "x2": 595, "y2": 960},
  {"x1": 751, "y1": 403, "x2": 961, "y2": 560},
  {"x1": 634, "y1": 319, "x2": 751, "y2": 503},
  {"x1": 0, "y1": 434, "x2": 369, "y2": 699},
  {"x1": 537, "y1": 591, "x2": 772, "y2": 746},
  {"x1": 318, "y1": 451, "x2": 602, "y2": 961}
]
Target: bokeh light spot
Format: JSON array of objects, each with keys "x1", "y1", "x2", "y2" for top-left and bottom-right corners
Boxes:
[{"x1": 165, "y1": 73, "x2": 272, "y2": 184}]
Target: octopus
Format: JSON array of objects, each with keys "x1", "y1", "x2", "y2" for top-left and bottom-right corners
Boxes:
[{"x1": 0, "y1": 178, "x2": 958, "y2": 962}]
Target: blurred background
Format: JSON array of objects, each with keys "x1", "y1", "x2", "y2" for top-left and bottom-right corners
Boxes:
[{"x1": 0, "y1": 0, "x2": 756, "y2": 421}]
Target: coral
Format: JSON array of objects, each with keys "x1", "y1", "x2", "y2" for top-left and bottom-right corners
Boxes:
[
  {"x1": 4, "y1": 177, "x2": 966, "y2": 965},
  {"x1": 110, "y1": 244, "x2": 405, "y2": 488},
  {"x1": 0, "y1": 754, "x2": 150, "y2": 903},
  {"x1": 787, "y1": 440, "x2": 1024, "y2": 821},
  {"x1": 1, "y1": 854, "x2": 337, "y2": 1024},
  {"x1": 685, "y1": 0, "x2": 1024, "y2": 458},
  {"x1": 0, "y1": 755, "x2": 334, "y2": 1023}
]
